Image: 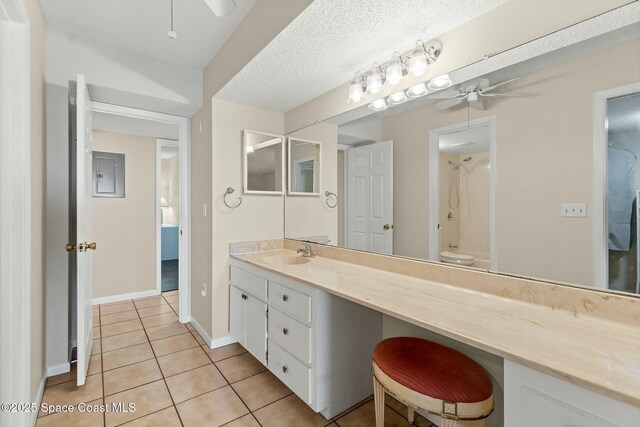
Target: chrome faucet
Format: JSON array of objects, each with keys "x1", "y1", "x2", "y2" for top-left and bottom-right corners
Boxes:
[{"x1": 297, "y1": 244, "x2": 315, "y2": 258}]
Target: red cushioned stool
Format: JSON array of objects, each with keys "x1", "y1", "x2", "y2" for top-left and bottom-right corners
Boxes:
[{"x1": 373, "y1": 337, "x2": 494, "y2": 427}]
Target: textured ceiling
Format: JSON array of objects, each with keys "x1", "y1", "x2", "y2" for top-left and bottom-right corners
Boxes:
[
  {"x1": 39, "y1": 0, "x2": 256, "y2": 68},
  {"x1": 216, "y1": 0, "x2": 507, "y2": 112}
]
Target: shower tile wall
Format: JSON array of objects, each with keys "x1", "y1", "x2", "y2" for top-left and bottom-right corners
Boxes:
[
  {"x1": 459, "y1": 153, "x2": 491, "y2": 261},
  {"x1": 440, "y1": 153, "x2": 460, "y2": 253},
  {"x1": 439, "y1": 152, "x2": 490, "y2": 263}
]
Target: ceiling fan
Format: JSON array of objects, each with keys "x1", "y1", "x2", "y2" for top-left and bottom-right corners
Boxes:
[
  {"x1": 168, "y1": 0, "x2": 237, "y2": 38},
  {"x1": 203, "y1": 0, "x2": 238, "y2": 17},
  {"x1": 431, "y1": 77, "x2": 520, "y2": 110}
]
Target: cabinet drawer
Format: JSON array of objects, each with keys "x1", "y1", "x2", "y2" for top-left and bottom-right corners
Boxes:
[
  {"x1": 268, "y1": 341, "x2": 312, "y2": 405},
  {"x1": 269, "y1": 281, "x2": 311, "y2": 324},
  {"x1": 268, "y1": 307, "x2": 311, "y2": 365},
  {"x1": 230, "y1": 266, "x2": 267, "y2": 301}
]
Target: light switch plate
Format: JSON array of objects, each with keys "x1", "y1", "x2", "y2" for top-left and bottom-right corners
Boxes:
[{"x1": 561, "y1": 203, "x2": 587, "y2": 218}]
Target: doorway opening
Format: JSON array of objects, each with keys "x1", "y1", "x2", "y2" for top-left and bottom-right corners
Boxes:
[
  {"x1": 157, "y1": 139, "x2": 180, "y2": 294},
  {"x1": 428, "y1": 117, "x2": 497, "y2": 270}
]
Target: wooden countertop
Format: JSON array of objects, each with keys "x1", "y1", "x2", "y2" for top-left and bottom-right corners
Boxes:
[{"x1": 231, "y1": 248, "x2": 640, "y2": 407}]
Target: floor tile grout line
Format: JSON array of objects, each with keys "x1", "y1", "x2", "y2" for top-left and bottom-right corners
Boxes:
[
  {"x1": 200, "y1": 345, "x2": 248, "y2": 364},
  {"x1": 246, "y1": 391, "x2": 294, "y2": 413},
  {"x1": 99, "y1": 304, "x2": 107, "y2": 427},
  {"x1": 133, "y1": 301, "x2": 186, "y2": 427}
]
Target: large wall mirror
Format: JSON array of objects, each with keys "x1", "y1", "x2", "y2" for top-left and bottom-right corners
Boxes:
[
  {"x1": 284, "y1": 12, "x2": 640, "y2": 297},
  {"x1": 244, "y1": 130, "x2": 285, "y2": 194},
  {"x1": 288, "y1": 138, "x2": 321, "y2": 195}
]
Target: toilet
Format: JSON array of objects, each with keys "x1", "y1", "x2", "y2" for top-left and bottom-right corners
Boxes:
[{"x1": 441, "y1": 251, "x2": 475, "y2": 266}]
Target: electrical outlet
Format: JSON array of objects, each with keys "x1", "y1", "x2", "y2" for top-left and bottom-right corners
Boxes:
[
  {"x1": 201, "y1": 283, "x2": 207, "y2": 297},
  {"x1": 561, "y1": 203, "x2": 587, "y2": 218}
]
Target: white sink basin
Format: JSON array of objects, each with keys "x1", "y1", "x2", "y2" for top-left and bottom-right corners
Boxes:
[{"x1": 262, "y1": 255, "x2": 311, "y2": 266}]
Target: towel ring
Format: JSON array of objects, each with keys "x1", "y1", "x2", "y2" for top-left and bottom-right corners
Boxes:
[
  {"x1": 223, "y1": 187, "x2": 242, "y2": 209},
  {"x1": 325, "y1": 191, "x2": 338, "y2": 208}
]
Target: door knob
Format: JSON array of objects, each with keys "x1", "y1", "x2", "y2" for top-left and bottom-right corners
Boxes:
[
  {"x1": 383, "y1": 224, "x2": 393, "y2": 230},
  {"x1": 65, "y1": 243, "x2": 76, "y2": 252},
  {"x1": 86, "y1": 242, "x2": 97, "y2": 250}
]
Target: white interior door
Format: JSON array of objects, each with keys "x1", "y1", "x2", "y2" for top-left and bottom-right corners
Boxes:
[
  {"x1": 73, "y1": 74, "x2": 94, "y2": 386},
  {"x1": 346, "y1": 140, "x2": 393, "y2": 254}
]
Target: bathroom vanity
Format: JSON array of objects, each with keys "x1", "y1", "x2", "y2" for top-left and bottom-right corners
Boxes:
[
  {"x1": 229, "y1": 241, "x2": 640, "y2": 426},
  {"x1": 229, "y1": 257, "x2": 381, "y2": 419}
]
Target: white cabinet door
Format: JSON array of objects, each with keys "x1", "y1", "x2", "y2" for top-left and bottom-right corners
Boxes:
[
  {"x1": 229, "y1": 285, "x2": 246, "y2": 347},
  {"x1": 245, "y1": 294, "x2": 267, "y2": 365}
]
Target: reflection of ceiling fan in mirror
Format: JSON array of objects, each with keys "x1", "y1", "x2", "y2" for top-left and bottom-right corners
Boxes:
[{"x1": 432, "y1": 77, "x2": 520, "y2": 110}]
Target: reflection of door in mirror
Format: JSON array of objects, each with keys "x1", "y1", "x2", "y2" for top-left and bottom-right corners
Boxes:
[
  {"x1": 346, "y1": 140, "x2": 393, "y2": 254},
  {"x1": 294, "y1": 158, "x2": 315, "y2": 192},
  {"x1": 437, "y1": 124, "x2": 492, "y2": 270},
  {"x1": 288, "y1": 138, "x2": 321, "y2": 195},
  {"x1": 606, "y1": 92, "x2": 640, "y2": 294}
]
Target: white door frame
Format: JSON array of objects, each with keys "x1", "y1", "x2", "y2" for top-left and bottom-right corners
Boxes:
[
  {"x1": 91, "y1": 102, "x2": 191, "y2": 322},
  {"x1": 428, "y1": 116, "x2": 497, "y2": 270},
  {"x1": 156, "y1": 138, "x2": 180, "y2": 296},
  {"x1": 593, "y1": 82, "x2": 640, "y2": 290},
  {"x1": 0, "y1": 1, "x2": 32, "y2": 426}
]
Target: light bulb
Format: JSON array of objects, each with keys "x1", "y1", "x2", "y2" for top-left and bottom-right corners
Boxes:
[
  {"x1": 348, "y1": 73, "x2": 364, "y2": 103},
  {"x1": 428, "y1": 74, "x2": 452, "y2": 90},
  {"x1": 368, "y1": 98, "x2": 387, "y2": 111},
  {"x1": 385, "y1": 52, "x2": 403, "y2": 86},
  {"x1": 366, "y1": 62, "x2": 383, "y2": 94},
  {"x1": 407, "y1": 41, "x2": 428, "y2": 76},
  {"x1": 406, "y1": 83, "x2": 428, "y2": 98},
  {"x1": 387, "y1": 91, "x2": 407, "y2": 105}
]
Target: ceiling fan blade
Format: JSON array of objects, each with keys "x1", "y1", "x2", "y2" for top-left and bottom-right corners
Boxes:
[
  {"x1": 203, "y1": 0, "x2": 237, "y2": 17},
  {"x1": 480, "y1": 77, "x2": 521, "y2": 93},
  {"x1": 469, "y1": 98, "x2": 485, "y2": 110},
  {"x1": 429, "y1": 88, "x2": 463, "y2": 99},
  {"x1": 436, "y1": 98, "x2": 464, "y2": 110},
  {"x1": 478, "y1": 92, "x2": 521, "y2": 97}
]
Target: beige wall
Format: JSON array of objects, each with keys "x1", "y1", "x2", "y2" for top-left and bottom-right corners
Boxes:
[
  {"x1": 92, "y1": 131, "x2": 156, "y2": 298},
  {"x1": 210, "y1": 99, "x2": 285, "y2": 339},
  {"x1": 382, "y1": 38, "x2": 640, "y2": 286},
  {"x1": 27, "y1": 0, "x2": 47, "y2": 401},
  {"x1": 161, "y1": 155, "x2": 179, "y2": 225},
  {"x1": 284, "y1": 0, "x2": 631, "y2": 133},
  {"x1": 337, "y1": 150, "x2": 345, "y2": 246},
  {"x1": 285, "y1": 123, "x2": 339, "y2": 243},
  {"x1": 190, "y1": 0, "x2": 312, "y2": 338}
]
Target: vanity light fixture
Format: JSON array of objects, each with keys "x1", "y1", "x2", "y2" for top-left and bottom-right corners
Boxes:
[
  {"x1": 368, "y1": 98, "x2": 387, "y2": 111},
  {"x1": 346, "y1": 39, "x2": 442, "y2": 103},
  {"x1": 387, "y1": 91, "x2": 408, "y2": 105},
  {"x1": 428, "y1": 74, "x2": 452, "y2": 90},
  {"x1": 385, "y1": 52, "x2": 403, "y2": 86},
  {"x1": 366, "y1": 62, "x2": 384, "y2": 94},
  {"x1": 348, "y1": 72, "x2": 366, "y2": 103},
  {"x1": 406, "y1": 83, "x2": 428, "y2": 98}
]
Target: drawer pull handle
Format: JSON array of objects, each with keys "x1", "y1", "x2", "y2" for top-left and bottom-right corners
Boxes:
[
  {"x1": 282, "y1": 366, "x2": 288, "y2": 373},
  {"x1": 282, "y1": 328, "x2": 288, "y2": 335},
  {"x1": 282, "y1": 294, "x2": 288, "y2": 302},
  {"x1": 241, "y1": 294, "x2": 247, "y2": 300}
]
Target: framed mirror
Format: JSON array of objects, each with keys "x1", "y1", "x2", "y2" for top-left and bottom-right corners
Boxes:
[
  {"x1": 243, "y1": 130, "x2": 285, "y2": 194},
  {"x1": 288, "y1": 138, "x2": 321, "y2": 195}
]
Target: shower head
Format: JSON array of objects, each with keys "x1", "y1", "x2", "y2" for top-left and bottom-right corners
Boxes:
[{"x1": 463, "y1": 156, "x2": 472, "y2": 162}]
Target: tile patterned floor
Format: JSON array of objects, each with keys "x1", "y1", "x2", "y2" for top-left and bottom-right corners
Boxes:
[{"x1": 37, "y1": 291, "x2": 437, "y2": 427}]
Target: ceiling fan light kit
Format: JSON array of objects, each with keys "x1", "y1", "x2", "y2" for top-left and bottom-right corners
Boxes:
[
  {"x1": 347, "y1": 38, "x2": 443, "y2": 104},
  {"x1": 433, "y1": 77, "x2": 521, "y2": 111}
]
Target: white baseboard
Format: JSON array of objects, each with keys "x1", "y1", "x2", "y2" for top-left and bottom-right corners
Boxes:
[
  {"x1": 187, "y1": 316, "x2": 213, "y2": 347},
  {"x1": 46, "y1": 362, "x2": 70, "y2": 377},
  {"x1": 211, "y1": 335, "x2": 237, "y2": 349},
  {"x1": 93, "y1": 289, "x2": 159, "y2": 305},
  {"x1": 30, "y1": 375, "x2": 46, "y2": 427}
]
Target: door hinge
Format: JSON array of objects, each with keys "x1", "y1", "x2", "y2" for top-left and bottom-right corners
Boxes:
[{"x1": 265, "y1": 307, "x2": 269, "y2": 318}]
